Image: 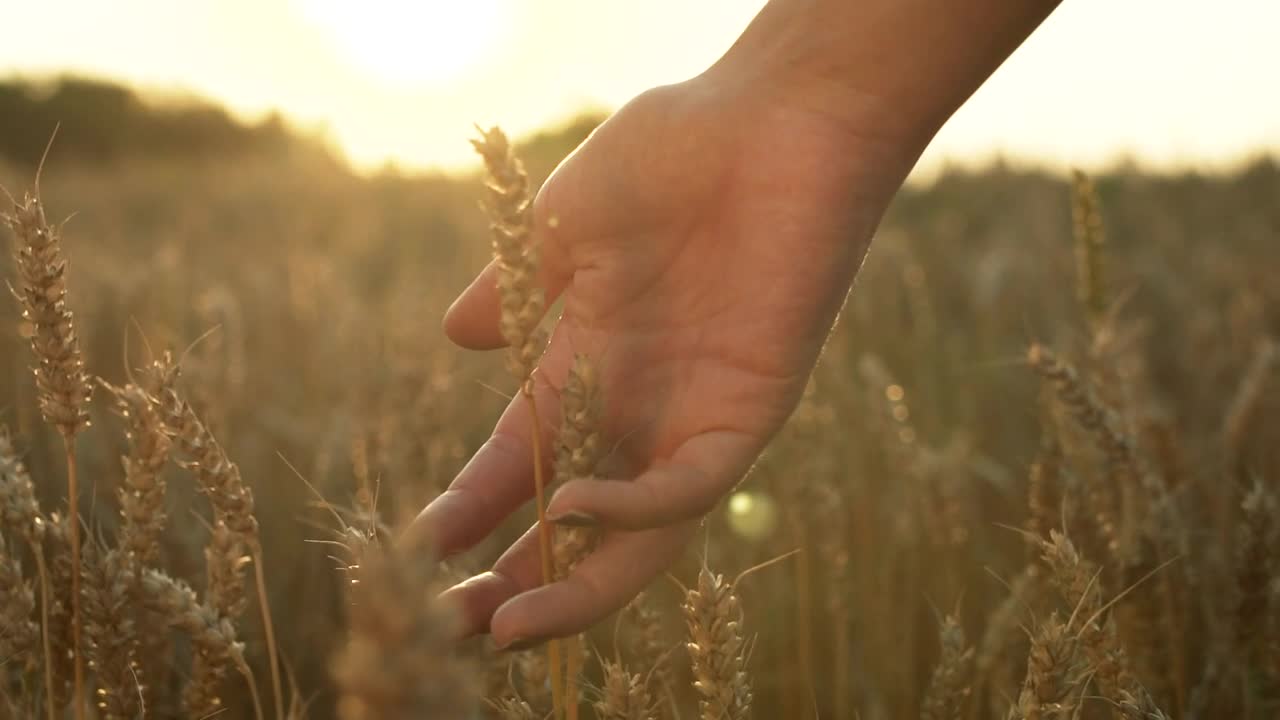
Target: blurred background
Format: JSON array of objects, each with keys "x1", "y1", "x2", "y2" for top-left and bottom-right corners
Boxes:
[
  {"x1": 0, "y1": 2, "x2": 1277, "y2": 719},
  {"x1": 3, "y1": 0, "x2": 1278, "y2": 173}
]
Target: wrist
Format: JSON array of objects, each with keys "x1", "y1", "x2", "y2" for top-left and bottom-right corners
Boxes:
[{"x1": 703, "y1": 0, "x2": 1061, "y2": 164}]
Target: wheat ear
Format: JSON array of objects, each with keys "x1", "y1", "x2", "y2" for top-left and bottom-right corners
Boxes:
[
  {"x1": 4, "y1": 187, "x2": 93, "y2": 720},
  {"x1": 137, "y1": 568, "x2": 262, "y2": 720},
  {"x1": 1010, "y1": 612, "x2": 1080, "y2": 720},
  {"x1": 1027, "y1": 344, "x2": 1134, "y2": 562},
  {"x1": 80, "y1": 544, "x2": 140, "y2": 720},
  {"x1": 553, "y1": 354, "x2": 606, "y2": 718},
  {"x1": 1070, "y1": 169, "x2": 1108, "y2": 334},
  {"x1": 148, "y1": 353, "x2": 282, "y2": 718},
  {"x1": 0, "y1": 426, "x2": 58, "y2": 720},
  {"x1": 595, "y1": 659, "x2": 657, "y2": 720},
  {"x1": 332, "y1": 545, "x2": 473, "y2": 719},
  {"x1": 683, "y1": 565, "x2": 752, "y2": 720},
  {"x1": 473, "y1": 125, "x2": 564, "y2": 719},
  {"x1": 921, "y1": 613, "x2": 974, "y2": 720}
]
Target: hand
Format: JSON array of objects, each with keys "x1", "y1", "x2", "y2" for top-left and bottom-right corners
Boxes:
[{"x1": 403, "y1": 67, "x2": 918, "y2": 648}]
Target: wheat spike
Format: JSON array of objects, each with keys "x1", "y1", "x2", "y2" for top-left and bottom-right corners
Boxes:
[
  {"x1": 594, "y1": 660, "x2": 656, "y2": 720},
  {"x1": 136, "y1": 568, "x2": 259, "y2": 719},
  {"x1": 1070, "y1": 169, "x2": 1108, "y2": 333},
  {"x1": 4, "y1": 187, "x2": 93, "y2": 720},
  {"x1": 1027, "y1": 344, "x2": 1135, "y2": 561},
  {"x1": 3, "y1": 191, "x2": 92, "y2": 437},
  {"x1": 80, "y1": 544, "x2": 140, "y2": 720},
  {"x1": 471, "y1": 125, "x2": 547, "y2": 384},
  {"x1": 1010, "y1": 612, "x2": 1080, "y2": 720},
  {"x1": 554, "y1": 353, "x2": 605, "y2": 579},
  {"x1": 921, "y1": 614, "x2": 974, "y2": 720},
  {"x1": 1234, "y1": 481, "x2": 1275, "y2": 662},
  {"x1": 683, "y1": 566, "x2": 751, "y2": 720},
  {"x1": 0, "y1": 529, "x2": 39, "y2": 674},
  {"x1": 332, "y1": 545, "x2": 473, "y2": 719},
  {"x1": 1039, "y1": 530, "x2": 1165, "y2": 719}
]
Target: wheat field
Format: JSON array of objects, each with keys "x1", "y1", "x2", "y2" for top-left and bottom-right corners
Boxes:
[{"x1": 0, "y1": 116, "x2": 1277, "y2": 720}]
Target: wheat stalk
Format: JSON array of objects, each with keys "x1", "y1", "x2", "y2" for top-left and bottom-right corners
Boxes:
[
  {"x1": 4, "y1": 187, "x2": 93, "y2": 720},
  {"x1": 472, "y1": 124, "x2": 565, "y2": 719}
]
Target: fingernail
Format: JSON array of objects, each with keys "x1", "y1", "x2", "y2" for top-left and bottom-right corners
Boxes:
[
  {"x1": 549, "y1": 510, "x2": 598, "y2": 528},
  {"x1": 500, "y1": 636, "x2": 544, "y2": 652}
]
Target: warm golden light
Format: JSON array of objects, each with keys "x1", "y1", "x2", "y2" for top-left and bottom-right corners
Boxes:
[{"x1": 295, "y1": 0, "x2": 509, "y2": 87}]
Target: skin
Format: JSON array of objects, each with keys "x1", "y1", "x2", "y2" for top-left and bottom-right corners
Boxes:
[{"x1": 404, "y1": 0, "x2": 1063, "y2": 649}]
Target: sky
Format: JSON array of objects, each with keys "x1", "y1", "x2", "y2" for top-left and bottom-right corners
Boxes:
[{"x1": 3, "y1": 0, "x2": 1278, "y2": 175}]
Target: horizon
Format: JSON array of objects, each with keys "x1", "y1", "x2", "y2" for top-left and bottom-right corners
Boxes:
[{"x1": 3, "y1": 1, "x2": 1278, "y2": 176}]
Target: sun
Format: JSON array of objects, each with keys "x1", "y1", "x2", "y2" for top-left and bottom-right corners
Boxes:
[{"x1": 297, "y1": 0, "x2": 510, "y2": 88}]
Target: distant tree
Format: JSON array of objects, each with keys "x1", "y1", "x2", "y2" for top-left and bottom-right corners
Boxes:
[{"x1": 0, "y1": 76, "x2": 333, "y2": 168}]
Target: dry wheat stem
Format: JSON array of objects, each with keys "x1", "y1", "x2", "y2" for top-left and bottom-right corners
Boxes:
[
  {"x1": 528, "y1": 390, "x2": 566, "y2": 719},
  {"x1": 63, "y1": 438, "x2": 85, "y2": 720}
]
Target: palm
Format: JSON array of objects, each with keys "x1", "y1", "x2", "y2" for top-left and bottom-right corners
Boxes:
[{"x1": 407, "y1": 77, "x2": 909, "y2": 646}]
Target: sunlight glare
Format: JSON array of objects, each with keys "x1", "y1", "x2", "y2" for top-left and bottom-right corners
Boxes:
[{"x1": 297, "y1": 0, "x2": 509, "y2": 87}]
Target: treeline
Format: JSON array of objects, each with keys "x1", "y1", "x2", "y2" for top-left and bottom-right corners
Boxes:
[{"x1": 0, "y1": 76, "x2": 333, "y2": 168}]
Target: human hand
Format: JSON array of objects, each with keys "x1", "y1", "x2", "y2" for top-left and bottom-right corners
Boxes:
[{"x1": 403, "y1": 66, "x2": 920, "y2": 648}]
